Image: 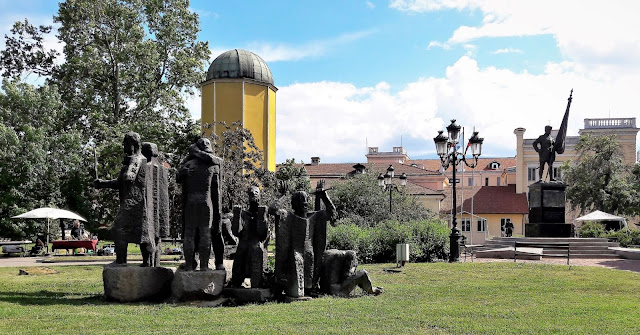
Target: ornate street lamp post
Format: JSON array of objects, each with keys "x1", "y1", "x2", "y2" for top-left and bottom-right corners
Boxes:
[
  {"x1": 377, "y1": 165, "x2": 407, "y2": 213},
  {"x1": 434, "y1": 120, "x2": 484, "y2": 262}
]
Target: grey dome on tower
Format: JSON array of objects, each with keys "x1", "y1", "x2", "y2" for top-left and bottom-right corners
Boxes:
[{"x1": 206, "y1": 49, "x2": 274, "y2": 85}]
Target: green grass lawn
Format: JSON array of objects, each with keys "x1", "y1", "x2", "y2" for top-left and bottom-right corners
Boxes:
[{"x1": 0, "y1": 262, "x2": 639, "y2": 334}]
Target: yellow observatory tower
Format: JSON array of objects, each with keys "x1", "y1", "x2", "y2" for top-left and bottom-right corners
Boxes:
[{"x1": 201, "y1": 49, "x2": 277, "y2": 171}]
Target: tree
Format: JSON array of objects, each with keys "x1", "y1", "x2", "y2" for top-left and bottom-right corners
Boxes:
[
  {"x1": 0, "y1": 80, "x2": 85, "y2": 239},
  {"x1": 563, "y1": 134, "x2": 638, "y2": 216},
  {"x1": 205, "y1": 121, "x2": 278, "y2": 213},
  {"x1": 53, "y1": 0, "x2": 209, "y2": 137},
  {"x1": 275, "y1": 158, "x2": 311, "y2": 193},
  {"x1": 0, "y1": 0, "x2": 209, "y2": 237},
  {"x1": 0, "y1": 19, "x2": 58, "y2": 78},
  {"x1": 330, "y1": 171, "x2": 434, "y2": 226}
]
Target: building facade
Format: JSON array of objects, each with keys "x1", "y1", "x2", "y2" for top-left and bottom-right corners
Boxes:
[{"x1": 201, "y1": 49, "x2": 277, "y2": 171}]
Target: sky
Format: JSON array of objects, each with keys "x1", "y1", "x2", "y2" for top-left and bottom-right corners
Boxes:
[{"x1": 1, "y1": 0, "x2": 640, "y2": 164}]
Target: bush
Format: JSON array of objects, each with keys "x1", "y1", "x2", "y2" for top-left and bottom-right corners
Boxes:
[
  {"x1": 606, "y1": 229, "x2": 640, "y2": 247},
  {"x1": 579, "y1": 221, "x2": 606, "y2": 238},
  {"x1": 327, "y1": 218, "x2": 449, "y2": 263}
]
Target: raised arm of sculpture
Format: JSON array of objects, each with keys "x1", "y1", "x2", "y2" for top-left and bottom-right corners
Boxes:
[{"x1": 315, "y1": 180, "x2": 337, "y2": 226}]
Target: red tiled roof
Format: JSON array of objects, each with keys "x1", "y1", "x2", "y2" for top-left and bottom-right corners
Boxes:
[
  {"x1": 283, "y1": 162, "x2": 444, "y2": 178},
  {"x1": 404, "y1": 181, "x2": 445, "y2": 197},
  {"x1": 277, "y1": 162, "x2": 445, "y2": 197},
  {"x1": 300, "y1": 163, "x2": 358, "y2": 176},
  {"x1": 455, "y1": 184, "x2": 528, "y2": 214}
]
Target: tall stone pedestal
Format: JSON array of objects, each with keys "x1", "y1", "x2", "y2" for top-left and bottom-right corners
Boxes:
[
  {"x1": 170, "y1": 269, "x2": 226, "y2": 301},
  {"x1": 103, "y1": 265, "x2": 175, "y2": 302},
  {"x1": 526, "y1": 181, "x2": 571, "y2": 237}
]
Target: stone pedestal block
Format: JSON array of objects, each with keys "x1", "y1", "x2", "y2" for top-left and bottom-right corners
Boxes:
[
  {"x1": 223, "y1": 287, "x2": 273, "y2": 302},
  {"x1": 525, "y1": 223, "x2": 571, "y2": 237},
  {"x1": 527, "y1": 181, "x2": 571, "y2": 237},
  {"x1": 528, "y1": 181, "x2": 566, "y2": 223},
  {"x1": 171, "y1": 269, "x2": 226, "y2": 301},
  {"x1": 103, "y1": 265, "x2": 175, "y2": 302}
]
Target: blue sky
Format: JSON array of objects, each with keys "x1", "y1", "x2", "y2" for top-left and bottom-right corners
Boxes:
[{"x1": 2, "y1": 0, "x2": 639, "y2": 163}]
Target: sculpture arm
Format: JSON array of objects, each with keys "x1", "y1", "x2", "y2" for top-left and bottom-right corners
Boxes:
[
  {"x1": 176, "y1": 166, "x2": 186, "y2": 184},
  {"x1": 123, "y1": 156, "x2": 142, "y2": 182},
  {"x1": 532, "y1": 137, "x2": 541, "y2": 153},
  {"x1": 320, "y1": 191, "x2": 337, "y2": 226},
  {"x1": 231, "y1": 205, "x2": 242, "y2": 236},
  {"x1": 257, "y1": 208, "x2": 269, "y2": 241},
  {"x1": 189, "y1": 144, "x2": 223, "y2": 166},
  {"x1": 93, "y1": 178, "x2": 119, "y2": 189}
]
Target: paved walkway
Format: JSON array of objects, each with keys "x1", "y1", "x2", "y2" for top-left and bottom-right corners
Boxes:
[
  {"x1": 0, "y1": 256, "x2": 117, "y2": 267},
  {"x1": 464, "y1": 256, "x2": 640, "y2": 273}
]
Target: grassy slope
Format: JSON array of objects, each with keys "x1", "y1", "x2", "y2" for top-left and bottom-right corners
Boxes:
[{"x1": 0, "y1": 262, "x2": 639, "y2": 334}]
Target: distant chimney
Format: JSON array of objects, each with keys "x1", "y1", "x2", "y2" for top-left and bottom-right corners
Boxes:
[{"x1": 311, "y1": 157, "x2": 320, "y2": 165}]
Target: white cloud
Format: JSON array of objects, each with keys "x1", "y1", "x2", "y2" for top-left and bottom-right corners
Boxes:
[
  {"x1": 427, "y1": 40, "x2": 450, "y2": 50},
  {"x1": 189, "y1": 7, "x2": 219, "y2": 19},
  {"x1": 390, "y1": 0, "x2": 473, "y2": 12},
  {"x1": 492, "y1": 48, "x2": 523, "y2": 55},
  {"x1": 366, "y1": 1, "x2": 376, "y2": 9},
  {"x1": 463, "y1": 44, "x2": 476, "y2": 56},
  {"x1": 391, "y1": 0, "x2": 640, "y2": 73},
  {"x1": 273, "y1": 55, "x2": 639, "y2": 162},
  {"x1": 210, "y1": 29, "x2": 377, "y2": 63}
]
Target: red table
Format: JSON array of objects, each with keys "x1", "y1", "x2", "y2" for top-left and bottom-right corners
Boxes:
[{"x1": 51, "y1": 239, "x2": 99, "y2": 251}]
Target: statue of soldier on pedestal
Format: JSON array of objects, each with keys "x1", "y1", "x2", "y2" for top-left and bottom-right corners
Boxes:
[{"x1": 532, "y1": 89, "x2": 573, "y2": 182}]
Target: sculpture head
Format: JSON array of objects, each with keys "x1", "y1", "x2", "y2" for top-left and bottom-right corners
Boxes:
[
  {"x1": 141, "y1": 142, "x2": 158, "y2": 161},
  {"x1": 291, "y1": 191, "x2": 309, "y2": 215},
  {"x1": 248, "y1": 186, "x2": 261, "y2": 205},
  {"x1": 544, "y1": 125, "x2": 552, "y2": 135},
  {"x1": 196, "y1": 138, "x2": 213, "y2": 153},
  {"x1": 344, "y1": 250, "x2": 358, "y2": 275},
  {"x1": 123, "y1": 131, "x2": 141, "y2": 156}
]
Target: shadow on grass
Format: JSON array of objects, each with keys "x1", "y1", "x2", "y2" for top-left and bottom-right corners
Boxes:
[
  {"x1": 0, "y1": 290, "x2": 106, "y2": 306},
  {"x1": 595, "y1": 259, "x2": 640, "y2": 273}
]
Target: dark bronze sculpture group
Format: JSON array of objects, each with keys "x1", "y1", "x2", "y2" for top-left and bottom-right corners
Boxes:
[{"x1": 95, "y1": 133, "x2": 382, "y2": 301}]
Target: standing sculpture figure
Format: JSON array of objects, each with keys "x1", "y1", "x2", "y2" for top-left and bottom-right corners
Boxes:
[
  {"x1": 532, "y1": 90, "x2": 573, "y2": 181},
  {"x1": 177, "y1": 138, "x2": 224, "y2": 271},
  {"x1": 141, "y1": 142, "x2": 170, "y2": 267},
  {"x1": 532, "y1": 126, "x2": 556, "y2": 181},
  {"x1": 94, "y1": 131, "x2": 148, "y2": 265},
  {"x1": 272, "y1": 180, "x2": 335, "y2": 297},
  {"x1": 230, "y1": 186, "x2": 269, "y2": 288}
]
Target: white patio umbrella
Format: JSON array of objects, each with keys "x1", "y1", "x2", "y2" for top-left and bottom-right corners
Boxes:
[
  {"x1": 12, "y1": 207, "x2": 87, "y2": 253},
  {"x1": 575, "y1": 210, "x2": 627, "y2": 230}
]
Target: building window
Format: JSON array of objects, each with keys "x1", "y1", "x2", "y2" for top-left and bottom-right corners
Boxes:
[
  {"x1": 497, "y1": 177, "x2": 501, "y2": 186},
  {"x1": 485, "y1": 177, "x2": 489, "y2": 186},
  {"x1": 527, "y1": 167, "x2": 537, "y2": 181},
  {"x1": 468, "y1": 177, "x2": 474, "y2": 186},
  {"x1": 461, "y1": 218, "x2": 471, "y2": 232},
  {"x1": 477, "y1": 218, "x2": 487, "y2": 232}
]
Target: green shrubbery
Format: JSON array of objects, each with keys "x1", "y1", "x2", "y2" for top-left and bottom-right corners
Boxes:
[
  {"x1": 327, "y1": 218, "x2": 449, "y2": 263},
  {"x1": 579, "y1": 221, "x2": 640, "y2": 247},
  {"x1": 606, "y1": 229, "x2": 640, "y2": 247},
  {"x1": 579, "y1": 221, "x2": 606, "y2": 238}
]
